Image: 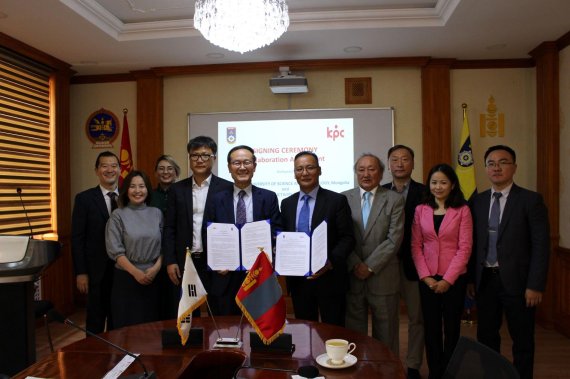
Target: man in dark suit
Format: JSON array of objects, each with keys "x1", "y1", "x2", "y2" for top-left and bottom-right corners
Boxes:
[
  {"x1": 204, "y1": 145, "x2": 281, "y2": 315},
  {"x1": 382, "y1": 145, "x2": 425, "y2": 379},
  {"x1": 71, "y1": 151, "x2": 120, "y2": 334},
  {"x1": 281, "y1": 151, "x2": 354, "y2": 327},
  {"x1": 469, "y1": 145, "x2": 550, "y2": 379},
  {"x1": 163, "y1": 136, "x2": 233, "y2": 318}
]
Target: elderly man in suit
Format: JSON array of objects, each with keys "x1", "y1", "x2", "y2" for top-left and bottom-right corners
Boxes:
[
  {"x1": 382, "y1": 145, "x2": 425, "y2": 379},
  {"x1": 469, "y1": 145, "x2": 550, "y2": 379},
  {"x1": 343, "y1": 153, "x2": 405, "y2": 354},
  {"x1": 281, "y1": 151, "x2": 355, "y2": 327},
  {"x1": 163, "y1": 136, "x2": 233, "y2": 318},
  {"x1": 71, "y1": 151, "x2": 120, "y2": 333},
  {"x1": 204, "y1": 145, "x2": 281, "y2": 315}
]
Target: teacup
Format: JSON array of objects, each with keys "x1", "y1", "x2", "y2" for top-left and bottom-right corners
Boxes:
[{"x1": 325, "y1": 339, "x2": 356, "y2": 365}]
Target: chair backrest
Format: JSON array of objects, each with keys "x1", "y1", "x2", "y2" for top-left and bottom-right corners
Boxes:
[
  {"x1": 177, "y1": 349, "x2": 247, "y2": 379},
  {"x1": 443, "y1": 337, "x2": 520, "y2": 379}
]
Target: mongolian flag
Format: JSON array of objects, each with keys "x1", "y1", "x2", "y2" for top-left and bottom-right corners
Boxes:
[
  {"x1": 177, "y1": 250, "x2": 207, "y2": 346},
  {"x1": 455, "y1": 104, "x2": 477, "y2": 201},
  {"x1": 235, "y1": 251, "x2": 286, "y2": 345},
  {"x1": 119, "y1": 109, "x2": 133, "y2": 187}
]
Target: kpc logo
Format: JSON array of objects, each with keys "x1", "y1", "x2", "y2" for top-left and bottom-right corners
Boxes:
[{"x1": 326, "y1": 125, "x2": 345, "y2": 141}]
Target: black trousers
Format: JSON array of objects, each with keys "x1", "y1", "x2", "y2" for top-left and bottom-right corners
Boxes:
[
  {"x1": 419, "y1": 274, "x2": 467, "y2": 379},
  {"x1": 476, "y1": 268, "x2": 536, "y2": 379},
  {"x1": 290, "y1": 279, "x2": 346, "y2": 327},
  {"x1": 85, "y1": 260, "x2": 114, "y2": 334}
]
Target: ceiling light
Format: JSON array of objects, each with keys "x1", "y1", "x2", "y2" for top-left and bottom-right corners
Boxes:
[
  {"x1": 194, "y1": 0, "x2": 289, "y2": 54},
  {"x1": 344, "y1": 46, "x2": 362, "y2": 53}
]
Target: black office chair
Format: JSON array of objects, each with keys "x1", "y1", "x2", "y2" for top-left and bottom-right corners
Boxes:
[
  {"x1": 443, "y1": 336, "x2": 520, "y2": 379},
  {"x1": 176, "y1": 349, "x2": 247, "y2": 379},
  {"x1": 34, "y1": 300, "x2": 54, "y2": 353}
]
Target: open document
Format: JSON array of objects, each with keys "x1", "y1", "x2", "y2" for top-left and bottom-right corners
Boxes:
[
  {"x1": 274, "y1": 221, "x2": 327, "y2": 276},
  {"x1": 206, "y1": 219, "x2": 272, "y2": 271}
]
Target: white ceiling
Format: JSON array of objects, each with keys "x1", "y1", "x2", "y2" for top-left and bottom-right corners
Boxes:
[{"x1": 0, "y1": 0, "x2": 569, "y2": 76}]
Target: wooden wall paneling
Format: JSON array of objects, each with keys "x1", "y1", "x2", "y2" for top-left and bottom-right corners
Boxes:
[
  {"x1": 132, "y1": 71, "x2": 164, "y2": 187},
  {"x1": 421, "y1": 59, "x2": 453, "y2": 179},
  {"x1": 530, "y1": 42, "x2": 560, "y2": 328},
  {"x1": 554, "y1": 248, "x2": 570, "y2": 337}
]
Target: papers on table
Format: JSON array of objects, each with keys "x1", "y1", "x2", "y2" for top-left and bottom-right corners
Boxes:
[
  {"x1": 275, "y1": 221, "x2": 327, "y2": 276},
  {"x1": 206, "y1": 219, "x2": 272, "y2": 271}
]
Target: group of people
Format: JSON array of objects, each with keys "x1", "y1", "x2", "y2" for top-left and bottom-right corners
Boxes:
[{"x1": 71, "y1": 138, "x2": 549, "y2": 379}]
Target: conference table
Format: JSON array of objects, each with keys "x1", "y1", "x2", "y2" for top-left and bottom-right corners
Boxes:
[{"x1": 14, "y1": 316, "x2": 406, "y2": 378}]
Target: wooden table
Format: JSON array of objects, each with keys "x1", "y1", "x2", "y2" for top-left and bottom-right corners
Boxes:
[{"x1": 14, "y1": 317, "x2": 406, "y2": 378}]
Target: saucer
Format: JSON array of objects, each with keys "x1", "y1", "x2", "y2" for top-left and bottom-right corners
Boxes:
[{"x1": 315, "y1": 353, "x2": 357, "y2": 369}]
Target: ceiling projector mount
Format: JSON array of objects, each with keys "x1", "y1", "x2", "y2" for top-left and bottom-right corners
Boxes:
[{"x1": 269, "y1": 66, "x2": 309, "y2": 94}]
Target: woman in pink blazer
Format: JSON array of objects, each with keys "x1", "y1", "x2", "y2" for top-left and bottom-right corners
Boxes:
[{"x1": 411, "y1": 163, "x2": 472, "y2": 379}]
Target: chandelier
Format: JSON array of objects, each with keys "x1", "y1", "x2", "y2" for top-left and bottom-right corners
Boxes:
[{"x1": 194, "y1": 0, "x2": 289, "y2": 54}]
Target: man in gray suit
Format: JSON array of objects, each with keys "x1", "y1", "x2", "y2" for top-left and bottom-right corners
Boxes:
[{"x1": 343, "y1": 153, "x2": 405, "y2": 354}]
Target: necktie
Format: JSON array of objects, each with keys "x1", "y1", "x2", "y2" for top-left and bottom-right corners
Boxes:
[
  {"x1": 236, "y1": 190, "x2": 247, "y2": 224},
  {"x1": 362, "y1": 191, "x2": 371, "y2": 227},
  {"x1": 107, "y1": 192, "x2": 118, "y2": 214},
  {"x1": 297, "y1": 195, "x2": 311, "y2": 233},
  {"x1": 487, "y1": 192, "x2": 502, "y2": 265}
]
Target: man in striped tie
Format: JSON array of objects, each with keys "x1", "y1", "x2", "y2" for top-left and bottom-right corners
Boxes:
[{"x1": 342, "y1": 153, "x2": 405, "y2": 355}]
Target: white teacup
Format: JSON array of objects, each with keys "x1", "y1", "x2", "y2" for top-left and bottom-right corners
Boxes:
[{"x1": 325, "y1": 339, "x2": 356, "y2": 365}]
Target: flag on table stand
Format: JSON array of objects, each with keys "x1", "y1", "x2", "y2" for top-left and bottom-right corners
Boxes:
[
  {"x1": 235, "y1": 251, "x2": 286, "y2": 345},
  {"x1": 119, "y1": 108, "x2": 133, "y2": 187},
  {"x1": 455, "y1": 103, "x2": 477, "y2": 201},
  {"x1": 177, "y1": 250, "x2": 207, "y2": 346}
]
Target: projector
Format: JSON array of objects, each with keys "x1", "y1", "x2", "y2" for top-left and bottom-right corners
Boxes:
[{"x1": 270, "y1": 67, "x2": 308, "y2": 94}]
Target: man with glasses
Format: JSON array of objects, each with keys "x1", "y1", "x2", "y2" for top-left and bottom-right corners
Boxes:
[
  {"x1": 469, "y1": 145, "x2": 549, "y2": 379},
  {"x1": 203, "y1": 145, "x2": 281, "y2": 315},
  {"x1": 163, "y1": 136, "x2": 233, "y2": 317},
  {"x1": 281, "y1": 151, "x2": 354, "y2": 326}
]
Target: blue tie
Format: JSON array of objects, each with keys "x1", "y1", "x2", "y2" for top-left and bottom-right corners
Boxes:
[
  {"x1": 362, "y1": 192, "x2": 371, "y2": 227},
  {"x1": 236, "y1": 190, "x2": 247, "y2": 224},
  {"x1": 487, "y1": 192, "x2": 502, "y2": 265},
  {"x1": 297, "y1": 195, "x2": 310, "y2": 233}
]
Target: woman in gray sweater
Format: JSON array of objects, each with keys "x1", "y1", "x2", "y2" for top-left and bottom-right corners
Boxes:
[{"x1": 106, "y1": 170, "x2": 163, "y2": 328}]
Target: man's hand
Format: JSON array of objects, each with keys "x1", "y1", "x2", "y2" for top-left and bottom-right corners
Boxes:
[
  {"x1": 167, "y1": 264, "x2": 181, "y2": 285},
  {"x1": 466, "y1": 283, "x2": 476, "y2": 299},
  {"x1": 525, "y1": 289, "x2": 543, "y2": 307},
  {"x1": 217, "y1": 270, "x2": 229, "y2": 276},
  {"x1": 76, "y1": 274, "x2": 89, "y2": 294},
  {"x1": 308, "y1": 261, "x2": 332, "y2": 280},
  {"x1": 353, "y1": 263, "x2": 373, "y2": 280}
]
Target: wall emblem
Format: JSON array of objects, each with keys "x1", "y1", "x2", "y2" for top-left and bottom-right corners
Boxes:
[
  {"x1": 85, "y1": 108, "x2": 119, "y2": 148},
  {"x1": 479, "y1": 96, "x2": 505, "y2": 137}
]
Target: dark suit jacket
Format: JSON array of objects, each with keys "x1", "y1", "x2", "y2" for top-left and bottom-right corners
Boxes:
[
  {"x1": 383, "y1": 179, "x2": 425, "y2": 280},
  {"x1": 71, "y1": 186, "x2": 113, "y2": 284},
  {"x1": 204, "y1": 185, "x2": 281, "y2": 296},
  {"x1": 163, "y1": 175, "x2": 233, "y2": 276},
  {"x1": 470, "y1": 184, "x2": 550, "y2": 295},
  {"x1": 281, "y1": 187, "x2": 355, "y2": 296}
]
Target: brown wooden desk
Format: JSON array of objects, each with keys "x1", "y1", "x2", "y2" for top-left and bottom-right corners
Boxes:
[{"x1": 14, "y1": 317, "x2": 406, "y2": 378}]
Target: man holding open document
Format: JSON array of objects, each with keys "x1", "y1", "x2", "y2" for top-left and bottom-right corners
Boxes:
[
  {"x1": 280, "y1": 151, "x2": 354, "y2": 327},
  {"x1": 204, "y1": 145, "x2": 281, "y2": 315}
]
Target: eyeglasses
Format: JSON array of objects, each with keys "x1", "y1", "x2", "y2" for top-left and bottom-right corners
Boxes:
[
  {"x1": 486, "y1": 160, "x2": 514, "y2": 169},
  {"x1": 190, "y1": 153, "x2": 215, "y2": 161},
  {"x1": 230, "y1": 160, "x2": 254, "y2": 168},
  {"x1": 295, "y1": 165, "x2": 319, "y2": 174}
]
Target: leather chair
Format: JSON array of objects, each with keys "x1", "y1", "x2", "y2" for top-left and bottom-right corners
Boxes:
[{"x1": 176, "y1": 349, "x2": 247, "y2": 379}]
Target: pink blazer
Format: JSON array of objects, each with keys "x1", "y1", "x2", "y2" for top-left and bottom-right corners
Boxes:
[{"x1": 411, "y1": 204, "x2": 473, "y2": 285}]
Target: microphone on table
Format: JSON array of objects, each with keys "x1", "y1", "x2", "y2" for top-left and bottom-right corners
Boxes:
[
  {"x1": 47, "y1": 310, "x2": 156, "y2": 379},
  {"x1": 233, "y1": 364, "x2": 320, "y2": 378},
  {"x1": 16, "y1": 188, "x2": 34, "y2": 237}
]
